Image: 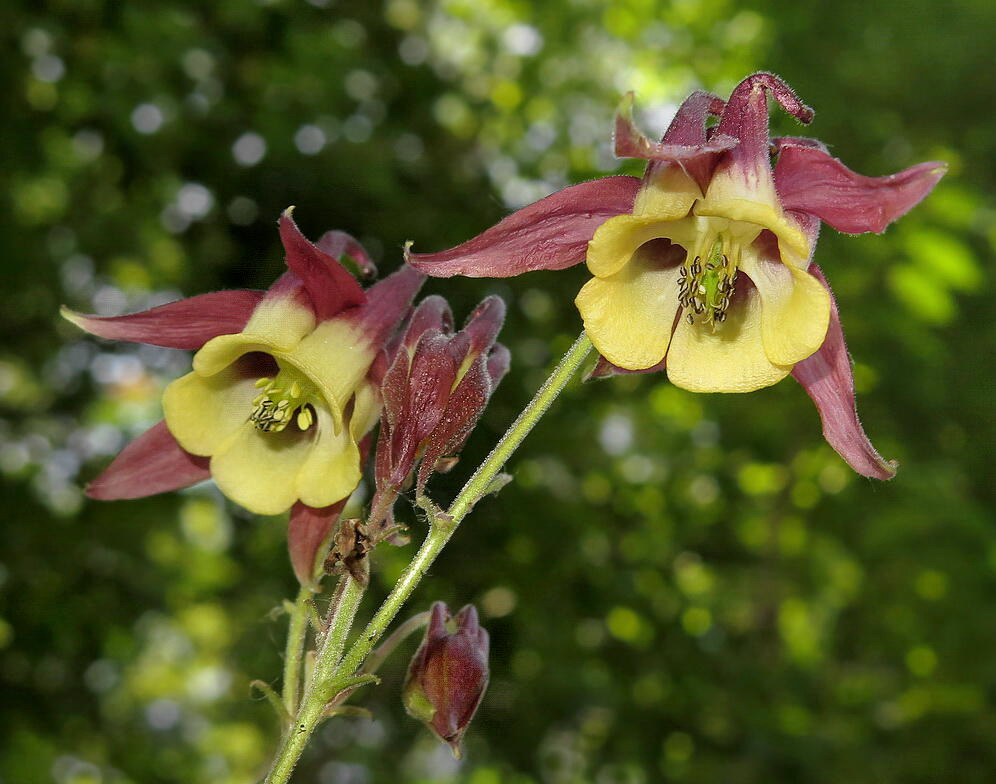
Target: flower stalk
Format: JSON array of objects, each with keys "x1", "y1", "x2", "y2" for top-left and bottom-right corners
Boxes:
[{"x1": 262, "y1": 331, "x2": 593, "y2": 783}]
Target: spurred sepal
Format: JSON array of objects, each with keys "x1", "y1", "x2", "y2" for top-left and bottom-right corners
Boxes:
[
  {"x1": 86, "y1": 420, "x2": 210, "y2": 500},
  {"x1": 773, "y1": 140, "x2": 947, "y2": 234},
  {"x1": 616, "y1": 90, "x2": 735, "y2": 192},
  {"x1": 791, "y1": 265, "x2": 897, "y2": 479},
  {"x1": 406, "y1": 176, "x2": 641, "y2": 278},
  {"x1": 61, "y1": 290, "x2": 264, "y2": 350},
  {"x1": 403, "y1": 602, "x2": 490, "y2": 758}
]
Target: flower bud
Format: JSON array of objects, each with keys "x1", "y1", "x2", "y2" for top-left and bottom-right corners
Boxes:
[
  {"x1": 403, "y1": 602, "x2": 489, "y2": 758},
  {"x1": 371, "y1": 295, "x2": 508, "y2": 528}
]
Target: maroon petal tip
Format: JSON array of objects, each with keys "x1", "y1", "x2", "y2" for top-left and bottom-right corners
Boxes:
[{"x1": 278, "y1": 209, "x2": 367, "y2": 320}]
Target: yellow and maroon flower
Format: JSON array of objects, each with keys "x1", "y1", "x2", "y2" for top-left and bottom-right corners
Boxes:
[
  {"x1": 64, "y1": 211, "x2": 423, "y2": 581},
  {"x1": 406, "y1": 73, "x2": 945, "y2": 479}
]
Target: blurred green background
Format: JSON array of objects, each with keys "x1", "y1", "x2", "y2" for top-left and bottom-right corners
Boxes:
[{"x1": 2, "y1": 0, "x2": 993, "y2": 782}]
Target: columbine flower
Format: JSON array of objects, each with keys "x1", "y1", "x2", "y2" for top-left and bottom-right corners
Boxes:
[
  {"x1": 403, "y1": 602, "x2": 490, "y2": 758},
  {"x1": 406, "y1": 73, "x2": 945, "y2": 478},
  {"x1": 371, "y1": 295, "x2": 509, "y2": 528},
  {"x1": 64, "y1": 210, "x2": 423, "y2": 580}
]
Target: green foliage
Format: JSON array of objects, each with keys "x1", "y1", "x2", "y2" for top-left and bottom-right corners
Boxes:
[{"x1": 1, "y1": 0, "x2": 993, "y2": 782}]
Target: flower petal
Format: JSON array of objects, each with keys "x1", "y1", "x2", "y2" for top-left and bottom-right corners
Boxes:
[
  {"x1": 587, "y1": 211, "x2": 698, "y2": 277},
  {"x1": 285, "y1": 318, "x2": 377, "y2": 422},
  {"x1": 665, "y1": 283, "x2": 792, "y2": 393},
  {"x1": 401, "y1": 296, "x2": 455, "y2": 353},
  {"x1": 295, "y1": 405, "x2": 363, "y2": 510},
  {"x1": 630, "y1": 165, "x2": 702, "y2": 224},
  {"x1": 616, "y1": 91, "x2": 736, "y2": 186},
  {"x1": 740, "y1": 251, "x2": 830, "y2": 367},
  {"x1": 288, "y1": 499, "x2": 348, "y2": 586},
  {"x1": 61, "y1": 290, "x2": 264, "y2": 350},
  {"x1": 278, "y1": 209, "x2": 367, "y2": 320},
  {"x1": 86, "y1": 420, "x2": 210, "y2": 500},
  {"x1": 406, "y1": 176, "x2": 641, "y2": 277},
  {"x1": 416, "y1": 355, "x2": 489, "y2": 494},
  {"x1": 210, "y1": 420, "x2": 316, "y2": 515},
  {"x1": 577, "y1": 240, "x2": 684, "y2": 370},
  {"x1": 791, "y1": 265, "x2": 897, "y2": 479},
  {"x1": 162, "y1": 363, "x2": 260, "y2": 456},
  {"x1": 773, "y1": 141, "x2": 947, "y2": 234}
]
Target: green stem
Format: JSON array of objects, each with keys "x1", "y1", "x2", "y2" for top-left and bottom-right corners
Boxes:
[
  {"x1": 336, "y1": 331, "x2": 593, "y2": 684},
  {"x1": 264, "y1": 576, "x2": 366, "y2": 784},
  {"x1": 261, "y1": 330, "x2": 593, "y2": 784},
  {"x1": 281, "y1": 586, "x2": 311, "y2": 717}
]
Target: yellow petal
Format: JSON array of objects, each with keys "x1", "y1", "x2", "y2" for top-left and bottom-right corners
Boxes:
[
  {"x1": 696, "y1": 163, "x2": 811, "y2": 264},
  {"x1": 240, "y1": 292, "x2": 317, "y2": 350},
  {"x1": 191, "y1": 295, "x2": 316, "y2": 376},
  {"x1": 284, "y1": 319, "x2": 375, "y2": 424},
  {"x1": 295, "y1": 405, "x2": 362, "y2": 509},
  {"x1": 631, "y1": 164, "x2": 700, "y2": 219},
  {"x1": 586, "y1": 214, "x2": 672, "y2": 278},
  {"x1": 349, "y1": 381, "x2": 382, "y2": 440},
  {"x1": 740, "y1": 255, "x2": 831, "y2": 366},
  {"x1": 576, "y1": 244, "x2": 683, "y2": 370},
  {"x1": 665, "y1": 288, "x2": 792, "y2": 393},
  {"x1": 210, "y1": 419, "x2": 316, "y2": 515},
  {"x1": 162, "y1": 368, "x2": 257, "y2": 456}
]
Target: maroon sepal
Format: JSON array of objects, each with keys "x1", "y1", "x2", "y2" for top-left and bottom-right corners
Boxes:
[
  {"x1": 86, "y1": 420, "x2": 210, "y2": 500},
  {"x1": 791, "y1": 265, "x2": 897, "y2": 479},
  {"x1": 405, "y1": 176, "x2": 641, "y2": 278},
  {"x1": 287, "y1": 499, "x2": 349, "y2": 586},
  {"x1": 63, "y1": 290, "x2": 264, "y2": 350},
  {"x1": 773, "y1": 140, "x2": 947, "y2": 234},
  {"x1": 278, "y1": 209, "x2": 367, "y2": 320},
  {"x1": 403, "y1": 602, "x2": 490, "y2": 758}
]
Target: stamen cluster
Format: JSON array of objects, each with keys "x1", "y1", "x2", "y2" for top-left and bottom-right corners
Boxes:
[
  {"x1": 678, "y1": 239, "x2": 738, "y2": 327},
  {"x1": 250, "y1": 374, "x2": 316, "y2": 432}
]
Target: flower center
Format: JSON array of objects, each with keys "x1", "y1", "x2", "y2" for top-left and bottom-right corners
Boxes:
[
  {"x1": 678, "y1": 236, "x2": 740, "y2": 329},
  {"x1": 250, "y1": 368, "x2": 318, "y2": 433}
]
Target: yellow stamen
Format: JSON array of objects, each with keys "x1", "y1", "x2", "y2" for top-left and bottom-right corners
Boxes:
[{"x1": 249, "y1": 369, "x2": 318, "y2": 433}]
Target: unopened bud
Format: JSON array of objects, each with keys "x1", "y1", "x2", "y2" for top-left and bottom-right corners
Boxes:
[{"x1": 402, "y1": 602, "x2": 489, "y2": 758}]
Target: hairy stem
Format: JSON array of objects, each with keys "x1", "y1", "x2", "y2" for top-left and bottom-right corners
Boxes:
[
  {"x1": 261, "y1": 331, "x2": 593, "y2": 783},
  {"x1": 281, "y1": 586, "x2": 312, "y2": 717},
  {"x1": 264, "y1": 576, "x2": 366, "y2": 784}
]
